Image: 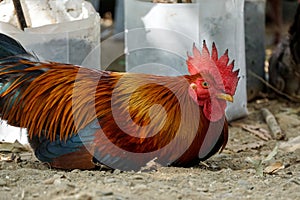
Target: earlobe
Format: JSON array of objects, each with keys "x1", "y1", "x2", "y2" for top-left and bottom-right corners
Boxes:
[{"x1": 190, "y1": 83, "x2": 197, "y2": 90}]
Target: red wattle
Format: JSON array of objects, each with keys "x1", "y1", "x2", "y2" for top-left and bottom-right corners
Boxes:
[{"x1": 203, "y1": 99, "x2": 226, "y2": 122}]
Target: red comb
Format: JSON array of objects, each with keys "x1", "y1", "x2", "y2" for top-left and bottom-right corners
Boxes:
[{"x1": 186, "y1": 41, "x2": 240, "y2": 96}]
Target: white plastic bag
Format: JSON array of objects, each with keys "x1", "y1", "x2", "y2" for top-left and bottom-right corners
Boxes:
[
  {"x1": 0, "y1": 0, "x2": 100, "y2": 66},
  {"x1": 125, "y1": 0, "x2": 247, "y2": 121},
  {"x1": 0, "y1": 0, "x2": 100, "y2": 144}
]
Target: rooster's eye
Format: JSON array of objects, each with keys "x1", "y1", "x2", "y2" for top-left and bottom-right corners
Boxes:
[{"x1": 202, "y1": 81, "x2": 209, "y2": 88}]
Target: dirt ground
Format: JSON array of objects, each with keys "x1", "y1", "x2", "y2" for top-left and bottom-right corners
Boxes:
[
  {"x1": 0, "y1": 99, "x2": 300, "y2": 200},
  {"x1": 1, "y1": 5, "x2": 300, "y2": 199}
]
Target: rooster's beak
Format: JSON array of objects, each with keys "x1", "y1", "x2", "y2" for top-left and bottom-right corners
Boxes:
[{"x1": 217, "y1": 93, "x2": 234, "y2": 102}]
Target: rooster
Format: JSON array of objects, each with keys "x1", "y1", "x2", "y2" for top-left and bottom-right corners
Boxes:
[{"x1": 0, "y1": 33, "x2": 239, "y2": 171}]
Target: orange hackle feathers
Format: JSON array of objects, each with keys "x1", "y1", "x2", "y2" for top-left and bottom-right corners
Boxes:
[{"x1": 95, "y1": 73, "x2": 199, "y2": 153}]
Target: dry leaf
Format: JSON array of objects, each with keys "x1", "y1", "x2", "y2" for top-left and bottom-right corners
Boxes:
[
  {"x1": 227, "y1": 141, "x2": 265, "y2": 153},
  {"x1": 140, "y1": 157, "x2": 162, "y2": 172},
  {"x1": 19, "y1": 152, "x2": 35, "y2": 161},
  {"x1": 279, "y1": 135, "x2": 300, "y2": 152},
  {"x1": 242, "y1": 125, "x2": 272, "y2": 141},
  {"x1": 264, "y1": 161, "x2": 285, "y2": 174},
  {"x1": 0, "y1": 140, "x2": 29, "y2": 153},
  {"x1": 0, "y1": 154, "x2": 13, "y2": 162},
  {"x1": 231, "y1": 122, "x2": 272, "y2": 141}
]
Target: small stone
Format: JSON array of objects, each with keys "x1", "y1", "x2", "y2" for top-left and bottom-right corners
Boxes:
[
  {"x1": 67, "y1": 183, "x2": 76, "y2": 188},
  {"x1": 102, "y1": 190, "x2": 114, "y2": 196},
  {"x1": 0, "y1": 179, "x2": 7, "y2": 186},
  {"x1": 43, "y1": 178, "x2": 55, "y2": 185},
  {"x1": 53, "y1": 178, "x2": 62, "y2": 185},
  {"x1": 75, "y1": 193, "x2": 93, "y2": 200},
  {"x1": 71, "y1": 169, "x2": 81, "y2": 173},
  {"x1": 133, "y1": 184, "x2": 148, "y2": 191},
  {"x1": 115, "y1": 196, "x2": 126, "y2": 200},
  {"x1": 53, "y1": 174, "x2": 62, "y2": 179},
  {"x1": 104, "y1": 178, "x2": 116, "y2": 183},
  {"x1": 113, "y1": 169, "x2": 121, "y2": 174},
  {"x1": 3, "y1": 187, "x2": 11, "y2": 191},
  {"x1": 32, "y1": 193, "x2": 39, "y2": 197},
  {"x1": 197, "y1": 187, "x2": 209, "y2": 192},
  {"x1": 132, "y1": 175, "x2": 144, "y2": 180},
  {"x1": 238, "y1": 180, "x2": 254, "y2": 190}
]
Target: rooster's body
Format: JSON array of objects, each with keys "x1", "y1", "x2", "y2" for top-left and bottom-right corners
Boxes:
[{"x1": 0, "y1": 33, "x2": 239, "y2": 170}]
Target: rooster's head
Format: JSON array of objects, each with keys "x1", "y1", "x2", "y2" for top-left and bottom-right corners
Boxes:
[{"x1": 186, "y1": 41, "x2": 239, "y2": 122}]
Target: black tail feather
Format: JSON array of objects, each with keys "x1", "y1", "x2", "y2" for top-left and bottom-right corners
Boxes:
[{"x1": 0, "y1": 33, "x2": 29, "y2": 59}]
